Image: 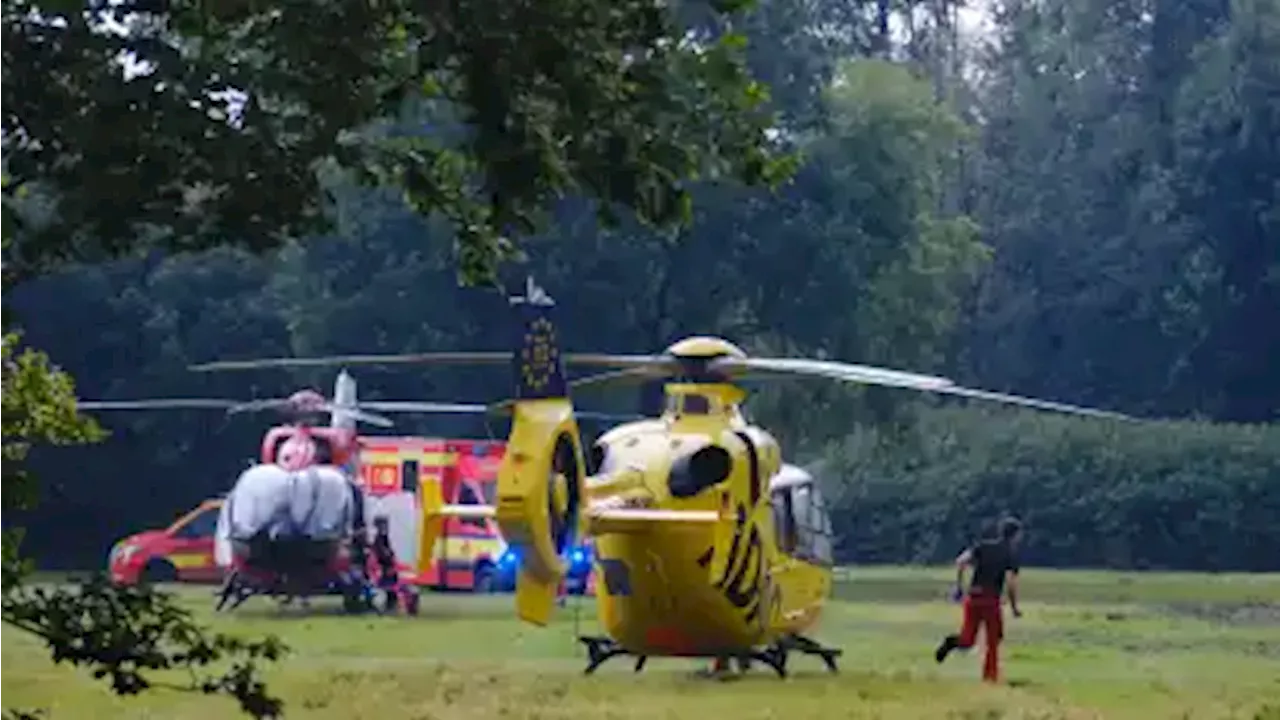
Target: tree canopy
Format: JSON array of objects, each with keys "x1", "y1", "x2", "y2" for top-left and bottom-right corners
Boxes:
[{"x1": 3, "y1": 0, "x2": 792, "y2": 284}]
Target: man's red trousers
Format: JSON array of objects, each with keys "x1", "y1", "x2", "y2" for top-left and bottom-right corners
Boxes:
[{"x1": 955, "y1": 589, "x2": 1004, "y2": 682}]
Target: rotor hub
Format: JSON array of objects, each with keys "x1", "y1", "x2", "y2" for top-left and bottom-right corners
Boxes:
[
  {"x1": 285, "y1": 390, "x2": 327, "y2": 413},
  {"x1": 663, "y1": 336, "x2": 749, "y2": 361}
]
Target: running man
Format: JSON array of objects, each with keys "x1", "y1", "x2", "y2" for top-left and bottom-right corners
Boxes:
[{"x1": 934, "y1": 516, "x2": 1024, "y2": 682}]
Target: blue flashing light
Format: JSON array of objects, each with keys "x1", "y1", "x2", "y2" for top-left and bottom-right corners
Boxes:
[
  {"x1": 570, "y1": 548, "x2": 585, "y2": 565},
  {"x1": 499, "y1": 548, "x2": 518, "y2": 566}
]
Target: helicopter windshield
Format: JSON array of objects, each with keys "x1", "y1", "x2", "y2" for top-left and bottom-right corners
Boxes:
[
  {"x1": 269, "y1": 433, "x2": 335, "y2": 467},
  {"x1": 665, "y1": 393, "x2": 712, "y2": 415},
  {"x1": 775, "y1": 479, "x2": 834, "y2": 566},
  {"x1": 682, "y1": 395, "x2": 711, "y2": 414},
  {"x1": 314, "y1": 437, "x2": 334, "y2": 464}
]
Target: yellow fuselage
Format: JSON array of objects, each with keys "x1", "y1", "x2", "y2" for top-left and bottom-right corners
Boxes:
[
  {"x1": 593, "y1": 518, "x2": 831, "y2": 656},
  {"x1": 583, "y1": 389, "x2": 831, "y2": 656}
]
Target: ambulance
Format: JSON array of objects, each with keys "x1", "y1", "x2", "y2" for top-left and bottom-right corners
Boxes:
[
  {"x1": 109, "y1": 437, "x2": 510, "y2": 592},
  {"x1": 360, "y1": 437, "x2": 509, "y2": 591}
]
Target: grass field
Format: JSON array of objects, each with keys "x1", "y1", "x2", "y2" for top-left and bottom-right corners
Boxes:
[{"x1": 4, "y1": 566, "x2": 1279, "y2": 719}]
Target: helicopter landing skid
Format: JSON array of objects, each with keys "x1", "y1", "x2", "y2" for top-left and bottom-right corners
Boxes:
[
  {"x1": 578, "y1": 636, "x2": 648, "y2": 675},
  {"x1": 747, "y1": 634, "x2": 843, "y2": 678},
  {"x1": 577, "y1": 634, "x2": 841, "y2": 678}
]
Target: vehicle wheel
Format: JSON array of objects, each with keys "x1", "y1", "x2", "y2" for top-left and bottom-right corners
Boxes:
[
  {"x1": 474, "y1": 564, "x2": 496, "y2": 593},
  {"x1": 140, "y1": 559, "x2": 177, "y2": 584}
]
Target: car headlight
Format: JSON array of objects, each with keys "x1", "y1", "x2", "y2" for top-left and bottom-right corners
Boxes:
[{"x1": 111, "y1": 543, "x2": 138, "y2": 565}]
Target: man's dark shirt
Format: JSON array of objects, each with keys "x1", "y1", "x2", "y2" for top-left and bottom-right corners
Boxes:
[
  {"x1": 372, "y1": 533, "x2": 397, "y2": 572},
  {"x1": 968, "y1": 539, "x2": 1019, "y2": 596},
  {"x1": 371, "y1": 531, "x2": 398, "y2": 589}
]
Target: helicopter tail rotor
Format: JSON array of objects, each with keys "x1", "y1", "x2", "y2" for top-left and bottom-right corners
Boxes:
[
  {"x1": 491, "y1": 279, "x2": 587, "y2": 626},
  {"x1": 330, "y1": 370, "x2": 361, "y2": 430}
]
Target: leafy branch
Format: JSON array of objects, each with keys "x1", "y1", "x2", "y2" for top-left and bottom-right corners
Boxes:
[
  {"x1": 1, "y1": 332, "x2": 288, "y2": 718},
  {"x1": 1, "y1": 578, "x2": 288, "y2": 718}
]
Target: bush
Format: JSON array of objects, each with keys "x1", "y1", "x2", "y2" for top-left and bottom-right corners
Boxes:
[{"x1": 821, "y1": 407, "x2": 1280, "y2": 571}]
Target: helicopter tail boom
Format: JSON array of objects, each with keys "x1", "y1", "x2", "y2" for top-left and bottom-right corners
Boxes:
[{"x1": 415, "y1": 480, "x2": 498, "y2": 578}]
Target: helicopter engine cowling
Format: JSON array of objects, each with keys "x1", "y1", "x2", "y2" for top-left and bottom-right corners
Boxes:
[{"x1": 668, "y1": 445, "x2": 733, "y2": 498}]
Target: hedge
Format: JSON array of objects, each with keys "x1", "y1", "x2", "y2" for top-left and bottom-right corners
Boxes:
[{"x1": 820, "y1": 408, "x2": 1280, "y2": 571}]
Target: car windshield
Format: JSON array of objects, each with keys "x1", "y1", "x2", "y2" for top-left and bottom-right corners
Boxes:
[{"x1": 173, "y1": 506, "x2": 219, "y2": 539}]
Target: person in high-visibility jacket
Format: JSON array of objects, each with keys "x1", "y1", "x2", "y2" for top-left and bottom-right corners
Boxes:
[{"x1": 935, "y1": 516, "x2": 1024, "y2": 683}]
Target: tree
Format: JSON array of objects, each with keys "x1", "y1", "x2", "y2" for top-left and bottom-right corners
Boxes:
[{"x1": 2, "y1": 0, "x2": 794, "y2": 285}]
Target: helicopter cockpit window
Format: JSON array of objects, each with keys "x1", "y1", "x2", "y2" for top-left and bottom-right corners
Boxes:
[
  {"x1": 681, "y1": 394, "x2": 711, "y2": 415},
  {"x1": 790, "y1": 483, "x2": 834, "y2": 566},
  {"x1": 268, "y1": 435, "x2": 333, "y2": 465},
  {"x1": 313, "y1": 437, "x2": 334, "y2": 465},
  {"x1": 771, "y1": 489, "x2": 798, "y2": 554}
]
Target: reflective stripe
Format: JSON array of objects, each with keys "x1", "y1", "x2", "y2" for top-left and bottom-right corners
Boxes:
[{"x1": 168, "y1": 552, "x2": 213, "y2": 569}]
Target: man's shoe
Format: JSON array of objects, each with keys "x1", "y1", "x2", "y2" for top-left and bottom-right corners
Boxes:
[{"x1": 935, "y1": 636, "x2": 957, "y2": 663}]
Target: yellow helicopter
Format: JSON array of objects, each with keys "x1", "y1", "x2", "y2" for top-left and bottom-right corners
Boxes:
[{"x1": 191, "y1": 278, "x2": 1128, "y2": 677}]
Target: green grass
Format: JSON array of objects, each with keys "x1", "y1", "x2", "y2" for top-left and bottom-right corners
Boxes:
[{"x1": 5, "y1": 567, "x2": 1280, "y2": 719}]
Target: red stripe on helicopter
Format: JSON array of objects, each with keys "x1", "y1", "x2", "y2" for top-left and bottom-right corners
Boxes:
[{"x1": 645, "y1": 626, "x2": 698, "y2": 655}]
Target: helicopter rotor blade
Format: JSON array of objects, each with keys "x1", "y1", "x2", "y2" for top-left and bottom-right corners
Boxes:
[
  {"x1": 325, "y1": 405, "x2": 396, "y2": 428},
  {"x1": 189, "y1": 352, "x2": 673, "y2": 373},
  {"x1": 226, "y1": 398, "x2": 295, "y2": 414},
  {"x1": 925, "y1": 386, "x2": 1131, "y2": 420},
  {"x1": 723, "y1": 357, "x2": 1129, "y2": 419},
  {"x1": 564, "y1": 354, "x2": 673, "y2": 368},
  {"x1": 354, "y1": 401, "x2": 633, "y2": 422},
  {"x1": 77, "y1": 399, "x2": 243, "y2": 411},
  {"x1": 718, "y1": 357, "x2": 953, "y2": 391},
  {"x1": 357, "y1": 401, "x2": 492, "y2": 414},
  {"x1": 570, "y1": 366, "x2": 674, "y2": 391},
  {"x1": 479, "y1": 366, "x2": 668, "y2": 417},
  {"x1": 190, "y1": 352, "x2": 511, "y2": 372}
]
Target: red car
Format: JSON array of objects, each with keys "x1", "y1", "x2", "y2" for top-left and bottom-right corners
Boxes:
[{"x1": 108, "y1": 499, "x2": 224, "y2": 584}]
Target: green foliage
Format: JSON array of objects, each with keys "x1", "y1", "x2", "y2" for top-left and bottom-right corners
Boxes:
[
  {"x1": 2, "y1": 0, "x2": 792, "y2": 285},
  {"x1": 964, "y1": 0, "x2": 1280, "y2": 423},
  {"x1": 1, "y1": 331, "x2": 106, "y2": 588},
  {"x1": 824, "y1": 407, "x2": 1280, "y2": 571},
  {"x1": 1, "y1": 334, "x2": 288, "y2": 718},
  {"x1": 744, "y1": 59, "x2": 989, "y2": 446},
  {"x1": 2, "y1": 578, "x2": 287, "y2": 717}
]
